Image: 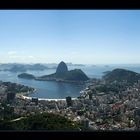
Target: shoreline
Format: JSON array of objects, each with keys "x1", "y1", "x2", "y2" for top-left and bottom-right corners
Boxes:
[
  {"x1": 16, "y1": 89, "x2": 78, "y2": 101},
  {"x1": 16, "y1": 87, "x2": 79, "y2": 102},
  {"x1": 20, "y1": 95, "x2": 78, "y2": 101}
]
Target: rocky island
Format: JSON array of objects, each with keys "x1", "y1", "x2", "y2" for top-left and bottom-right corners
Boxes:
[
  {"x1": 18, "y1": 73, "x2": 35, "y2": 79},
  {"x1": 18, "y1": 61, "x2": 89, "y2": 83}
]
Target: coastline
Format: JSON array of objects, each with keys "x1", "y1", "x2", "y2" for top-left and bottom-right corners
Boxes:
[
  {"x1": 20, "y1": 95, "x2": 78, "y2": 101},
  {"x1": 16, "y1": 88, "x2": 36, "y2": 99},
  {"x1": 16, "y1": 89, "x2": 78, "y2": 101}
]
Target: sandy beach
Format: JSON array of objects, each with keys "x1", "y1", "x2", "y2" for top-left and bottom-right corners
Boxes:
[{"x1": 19, "y1": 94, "x2": 78, "y2": 101}]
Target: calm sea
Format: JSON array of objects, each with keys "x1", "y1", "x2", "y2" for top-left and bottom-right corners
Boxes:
[{"x1": 0, "y1": 64, "x2": 140, "y2": 99}]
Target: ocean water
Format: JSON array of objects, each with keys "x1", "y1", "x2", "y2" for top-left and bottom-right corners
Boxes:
[{"x1": 0, "y1": 64, "x2": 140, "y2": 99}]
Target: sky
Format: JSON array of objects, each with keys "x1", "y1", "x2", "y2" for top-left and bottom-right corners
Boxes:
[{"x1": 0, "y1": 10, "x2": 140, "y2": 64}]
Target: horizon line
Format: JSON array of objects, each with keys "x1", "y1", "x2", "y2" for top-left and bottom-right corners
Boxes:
[{"x1": 1, "y1": 62, "x2": 140, "y2": 65}]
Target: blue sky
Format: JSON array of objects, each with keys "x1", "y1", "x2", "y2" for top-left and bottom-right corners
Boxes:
[{"x1": 0, "y1": 10, "x2": 140, "y2": 64}]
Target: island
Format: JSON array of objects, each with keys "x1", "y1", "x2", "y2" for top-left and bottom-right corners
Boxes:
[
  {"x1": 18, "y1": 61, "x2": 89, "y2": 83},
  {"x1": 18, "y1": 73, "x2": 35, "y2": 79}
]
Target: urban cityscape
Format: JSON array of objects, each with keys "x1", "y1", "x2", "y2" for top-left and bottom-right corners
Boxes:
[
  {"x1": 1, "y1": 10, "x2": 140, "y2": 131},
  {"x1": 1, "y1": 62, "x2": 140, "y2": 131}
]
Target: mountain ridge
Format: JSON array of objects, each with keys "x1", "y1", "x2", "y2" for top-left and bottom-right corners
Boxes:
[{"x1": 103, "y1": 68, "x2": 140, "y2": 84}]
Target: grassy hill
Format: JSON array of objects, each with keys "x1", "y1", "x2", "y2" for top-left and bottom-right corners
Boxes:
[{"x1": 0, "y1": 112, "x2": 82, "y2": 131}]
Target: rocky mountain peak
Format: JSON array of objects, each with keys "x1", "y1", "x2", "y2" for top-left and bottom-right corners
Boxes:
[{"x1": 56, "y1": 61, "x2": 68, "y2": 74}]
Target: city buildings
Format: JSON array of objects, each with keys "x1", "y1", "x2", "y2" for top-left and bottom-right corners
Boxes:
[{"x1": 66, "y1": 96, "x2": 72, "y2": 107}]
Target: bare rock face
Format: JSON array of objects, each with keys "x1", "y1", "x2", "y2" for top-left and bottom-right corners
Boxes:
[{"x1": 56, "y1": 61, "x2": 68, "y2": 75}]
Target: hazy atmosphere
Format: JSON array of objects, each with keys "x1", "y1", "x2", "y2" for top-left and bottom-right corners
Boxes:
[{"x1": 0, "y1": 10, "x2": 140, "y2": 64}]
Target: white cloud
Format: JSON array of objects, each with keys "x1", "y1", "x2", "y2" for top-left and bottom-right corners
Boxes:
[
  {"x1": 8, "y1": 51, "x2": 35, "y2": 60},
  {"x1": 8, "y1": 51, "x2": 17, "y2": 55},
  {"x1": 9, "y1": 55, "x2": 19, "y2": 58},
  {"x1": 28, "y1": 55, "x2": 35, "y2": 58}
]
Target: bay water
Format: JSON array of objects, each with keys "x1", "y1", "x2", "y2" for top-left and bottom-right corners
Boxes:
[{"x1": 0, "y1": 64, "x2": 140, "y2": 99}]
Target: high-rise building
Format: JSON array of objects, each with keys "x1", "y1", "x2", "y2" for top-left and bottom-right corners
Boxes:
[
  {"x1": 88, "y1": 93, "x2": 93, "y2": 100},
  {"x1": 81, "y1": 118, "x2": 89, "y2": 129},
  {"x1": 134, "y1": 107, "x2": 140, "y2": 129},
  {"x1": 32, "y1": 97, "x2": 38, "y2": 105},
  {"x1": 66, "y1": 96, "x2": 72, "y2": 107}
]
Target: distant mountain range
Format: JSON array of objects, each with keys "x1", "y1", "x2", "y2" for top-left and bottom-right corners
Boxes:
[
  {"x1": 103, "y1": 68, "x2": 140, "y2": 84},
  {"x1": 18, "y1": 66, "x2": 140, "y2": 85},
  {"x1": 0, "y1": 63, "x2": 85, "y2": 72},
  {"x1": 18, "y1": 61, "x2": 89, "y2": 83},
  {"x1": 0, "y1": 64, "x2": 49, "y2": 72}
]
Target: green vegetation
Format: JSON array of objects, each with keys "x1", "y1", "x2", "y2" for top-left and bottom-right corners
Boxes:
[
  {"x1": 103, "y1": 68, "x2": 140, "y2": 84},
  {"x1": 64, "y1": 69, "x2": 89, "y2": 81},
  {"x1": 39, "y1": 69, "x2": 89, "y2": 82},
  {"x1": 3, "y1": 81, "x2": 34, "y2": 93},
  {"x1": 0, "y1": 112, "x2": 82, "y2": 131},
  {"x1": 95, "y1": 83, "x2": 126, "y2": 93}
]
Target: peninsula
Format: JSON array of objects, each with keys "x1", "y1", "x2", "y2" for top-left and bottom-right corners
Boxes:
[{"x1": 18, "y1": 61, "x2": 89, "y2": 83}]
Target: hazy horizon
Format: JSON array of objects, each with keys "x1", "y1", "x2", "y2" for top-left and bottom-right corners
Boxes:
[
  {"x1": 0, "y1": 10, "x2": 140, "y2": 64},
  {"x1": 1, "y1": 62, "x2": 140, "y2": 66}
]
